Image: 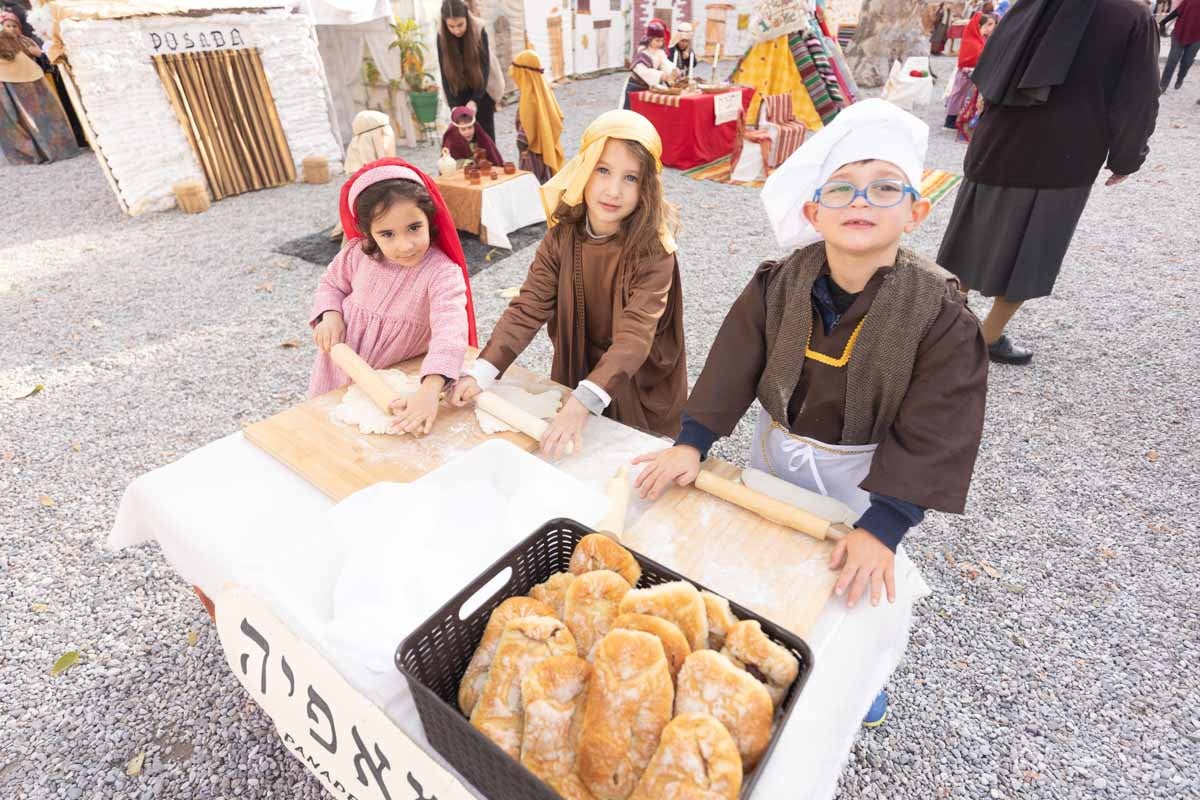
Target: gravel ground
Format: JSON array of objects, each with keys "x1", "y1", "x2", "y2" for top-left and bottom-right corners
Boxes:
[{"x1": 2, "y1": 55, "x2": 1198, "y2": 800}]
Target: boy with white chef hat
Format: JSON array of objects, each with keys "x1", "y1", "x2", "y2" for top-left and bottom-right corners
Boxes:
[{"x1": 634, "y1": 99, "x2": 989, "y2": 725}]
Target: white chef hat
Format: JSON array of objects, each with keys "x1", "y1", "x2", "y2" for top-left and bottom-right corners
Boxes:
[{"x1": 761, "y1": 98, "x2": 928, "y2": 251}]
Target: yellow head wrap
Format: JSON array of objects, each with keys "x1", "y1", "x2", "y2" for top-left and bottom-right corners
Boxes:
[
  {"x1": 509, "y1": 49, "x2": 564, "y2": 174},
  {"x1": 539, "y1": 109, "x2": 676, "y2": 254}
]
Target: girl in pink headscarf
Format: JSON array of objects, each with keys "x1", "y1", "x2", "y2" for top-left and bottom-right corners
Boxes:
[{"x1": 308, "y1": 158, "x2": 478, "y2": 435}]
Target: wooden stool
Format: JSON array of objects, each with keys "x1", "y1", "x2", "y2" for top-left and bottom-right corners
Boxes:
[
  {"x1": 172, "y1": 179, "x2": 211, "y2": 214},
  {"x1": 302, "y1": 154, "x2": 331, "y2": 184}
]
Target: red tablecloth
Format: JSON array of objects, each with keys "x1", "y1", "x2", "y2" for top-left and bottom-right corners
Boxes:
[{"x1": 630, "y1": 87, "x2": 756, "y2": 170}]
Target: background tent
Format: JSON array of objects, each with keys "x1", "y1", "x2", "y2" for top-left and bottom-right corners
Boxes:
[
  {"x1": 31, "y1": 0, "x2": 342, "y2": 215},
  {"x1": 295, "y1": 0, "x2": 417, "y2": 148}
]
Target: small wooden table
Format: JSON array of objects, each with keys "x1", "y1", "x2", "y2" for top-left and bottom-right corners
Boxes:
[{"x1": 434, "y1": 168, "x2": 547, "y2": 249}]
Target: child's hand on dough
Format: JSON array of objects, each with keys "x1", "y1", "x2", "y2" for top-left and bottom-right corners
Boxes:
[
  {"x1": 389, "y1": 376, "x2": 445, "y2": 436},
  {"x1": 449, "y1": 376, "x2": 482, "y2": 406}
]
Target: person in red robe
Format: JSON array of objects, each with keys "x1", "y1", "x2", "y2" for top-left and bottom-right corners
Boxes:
[{"x1": 440, "y1": 104, "x2": 503, "y2": 165}]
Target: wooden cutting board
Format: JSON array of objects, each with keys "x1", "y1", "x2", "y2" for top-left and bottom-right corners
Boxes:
[
  {"x1": 244, "y1": 355, "x2": 564, "y2": 501},
  {"x1": 623, "y1": 461, "x2": 839, "y2": 637}
]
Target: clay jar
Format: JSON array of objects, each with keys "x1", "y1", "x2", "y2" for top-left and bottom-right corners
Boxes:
[
  {"x1": 503, "y1": 162, "x2": 516, "y2": 175},
  {"x1": 489, "y1": 168, "x2": 499, "y2": 180},
  {"x1": 473, "y1": 147, "x2": 488, "y2": 164},
  {"x1": 467, "y1": 168, "x2": 481, "y2": 185},
  {"x1": 477, "y1": 158, "x2": 492, "y2": 172}
]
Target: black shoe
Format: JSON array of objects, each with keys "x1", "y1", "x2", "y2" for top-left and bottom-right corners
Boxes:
[
  {"x1": 944, "y1": 114, "x2": 958, "y2": 129},
  {"x1": 988, "y1": 334, "x2": 1033, "y2": 365}
]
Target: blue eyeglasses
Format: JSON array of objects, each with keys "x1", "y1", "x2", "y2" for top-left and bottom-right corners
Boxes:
[{"x1": 812, "y1": 179, "x2": 921, "y2": 209}]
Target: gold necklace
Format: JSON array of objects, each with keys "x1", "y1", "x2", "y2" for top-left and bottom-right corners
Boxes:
[{"x1": 804, "y1": 316, "x2": 867, "y2": 368}]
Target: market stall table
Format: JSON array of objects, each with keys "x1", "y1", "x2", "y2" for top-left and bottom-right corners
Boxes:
[
  {"x1": 434, "y1": 168, "x2": 546, "y2": 249},
  {"x1": 108, "y1": 364, "x2": 930, "y2": 800},
  {"x1": 629, "y1": 86, "x2": 756, "y2": 169}
]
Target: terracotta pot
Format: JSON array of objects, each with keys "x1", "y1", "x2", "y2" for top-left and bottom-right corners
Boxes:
[
  {"x1": 473, "y1": 148, "x2": 488, "y2": 164},
  {"x1": 468, "y1": 171, "x2": 481, "y2": 185},
  {"x1": 478, "y1": 159, "x2": 492, "y2": 172},
  {"x1": 503, "y1": 162, "x2": 516, "y2": 174},
  {"x1": 489, "y1": 168, "x2": 499, "y2": 180}
]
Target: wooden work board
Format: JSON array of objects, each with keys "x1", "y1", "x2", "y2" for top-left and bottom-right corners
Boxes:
[
  {"x1": 623, "y1": 461, "x2": 839, "y2": 637},
  {"x1": 244, "y1": 355, "x2": 564, "y2": 501}
]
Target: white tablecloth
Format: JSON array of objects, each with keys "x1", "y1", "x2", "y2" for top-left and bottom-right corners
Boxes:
[
  {"x1": 479, "y1": 173, "x2": 546, "y2": 249},
  {"x1": 109, "y1": 418, "x2": 929, "y2": 800}
]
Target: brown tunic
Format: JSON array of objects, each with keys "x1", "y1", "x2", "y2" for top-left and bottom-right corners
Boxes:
[
  {"x1": 685, "y1": 261, "x2": 988, "y2": 513},
  {"x1": 480, "y1": 222, "x2": 688, "y2": 437}
]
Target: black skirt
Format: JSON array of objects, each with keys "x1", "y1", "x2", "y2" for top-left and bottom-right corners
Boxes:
[{"x1": 937, "y1": 179, "x2": 1092, "y2": 302}]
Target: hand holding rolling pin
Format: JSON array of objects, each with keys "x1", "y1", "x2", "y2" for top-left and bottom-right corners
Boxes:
[
  {"x1": 540, "y1": 396, "x2": 589, "y2": 460},
  {"x1": 313, "y1": 311, "x2": 345, "y2": 353},
  {"x1": 389, "y1": 375, "x2": 445, "y2": 436}
]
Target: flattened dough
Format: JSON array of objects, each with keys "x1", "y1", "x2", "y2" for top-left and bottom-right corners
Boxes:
[
  {"x1": 331, "y1": 369, "x2": 420, "y2": 435},
  {"x1": 475, "y1": 383, "x2": 563, "y2": 434}
]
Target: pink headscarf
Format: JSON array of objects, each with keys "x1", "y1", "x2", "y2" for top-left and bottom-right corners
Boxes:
[{"x1": 339, "y1": 158, "x2": 478, "y2": 347}]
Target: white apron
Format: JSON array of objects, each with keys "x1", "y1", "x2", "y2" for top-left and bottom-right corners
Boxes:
[
  {"x1": 748, "y1": 408, "x2": 877, "y2": 519},
  {"x1": 746, "y1": 407, "x2": 932, "y2": 800}
]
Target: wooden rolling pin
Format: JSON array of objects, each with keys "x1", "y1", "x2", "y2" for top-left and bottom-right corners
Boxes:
[
  {"x1": 595, "y1": 466, "x2": 630, "y2": 538},
  {"x1": 330, "y1": 343, "x2": 398, "y2": 414},
  {"x1": 694, "y1": 470, "x2": 850, "y2": 542},
  {"x1": 475, "y1": 390, "x2": 574, "y2": 455}
]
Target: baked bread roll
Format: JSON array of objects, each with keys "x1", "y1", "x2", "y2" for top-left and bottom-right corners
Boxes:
[
  {"x1": 674, "y1": 650, "x2": 773, "y2": 769},
  {"x1": 629, "y1": 713, "x2": 742, "y2": 800},
  {"x1": 531, "y1": 571, "x2": 576, "y2": 619},
  {"x1": 618, "y1": 581, "x2": 709, "y2": 652},
  {"x1": 610, "y1": 613, "x2": 690, "y2": 680},
  {"x1": 579, "y1": 629, "x2": 674, "y2": 800},
  {"x1": 521, "y1": 655, "x2": 595, "y2": 800},
  {"x1": 470, "y1": 616, "x2": 577, "y2": 759},
  {"x1": 721, "y1": 619, "x2": 800, "y2": 707},
  {"x1": 569, "y1": 533, "x2": 642, "y2": 587},
  {"x1": 564, "y1": 569, "x2": 631, "y2": 659},
  {"x1": 700, "y1": 591, "x2": 739, "y2": 651},
  {"x1": 459, "y1": 596, "x2": 557, "y2": 714}
]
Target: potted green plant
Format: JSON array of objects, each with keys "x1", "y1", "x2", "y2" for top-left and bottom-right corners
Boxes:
[{"x1": 390, "y1": 18, "x2": 439, "y2": 126}]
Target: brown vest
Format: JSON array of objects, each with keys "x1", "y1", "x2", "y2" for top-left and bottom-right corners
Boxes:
[{"x1": 756, "y1": 243, "x2": 957, "y2": 445}]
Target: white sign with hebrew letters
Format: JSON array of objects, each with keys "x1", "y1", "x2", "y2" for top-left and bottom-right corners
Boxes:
[{"x1": 215, "y1": 585, "x2": 475, "y2": 800}]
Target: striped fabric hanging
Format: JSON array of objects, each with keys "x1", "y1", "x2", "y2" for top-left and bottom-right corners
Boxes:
[
  {"x1": 789, "y1": 32, "x2": 839, "y2": 124},
  {"x1": 805, "y1": 32, "x2": 844, "y2": 108}
]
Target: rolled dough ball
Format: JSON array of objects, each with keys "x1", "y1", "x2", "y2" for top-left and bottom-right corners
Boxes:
[{"x1": 331, "y1": 369, "x2": 421, "y2": 435}]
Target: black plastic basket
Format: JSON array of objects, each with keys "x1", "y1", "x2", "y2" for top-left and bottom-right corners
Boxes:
[{"x1": 395, "y1": 518, "x2": 814, "y2": 800}]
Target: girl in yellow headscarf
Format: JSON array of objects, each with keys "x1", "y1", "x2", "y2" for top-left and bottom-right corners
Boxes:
[
  {"x1": 451, "y1": 110, "x2": 688, "y2": 455},
  {"x1": 509, "y1": 49, "x2": 563, "y2": 184}
]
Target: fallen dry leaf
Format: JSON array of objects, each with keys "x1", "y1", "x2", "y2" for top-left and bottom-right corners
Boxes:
[
  {"x1": 71, "y1": 443, "x2": 81, "y2": 453},
  {"x1": 255, "y1": 281, "x2": 274, "y2": 293},
  {"x1": 943, "y1": 550, "x2": 956, "y2": 567},
  {"x1": 498, "y1": 286, "x2": 520, "y2": 299},
  {"x1": 126, "y1": 751, "x2": 145, "y2": 777},
  {"x1": 2, "y1": 451, "x2": 13, "y2": 461},
  {"x1": 187, "y1": 630, "x2": 199, "y2": 647},
  {"x1": 1023, "y1": 770, "x2": 1041, "y2": 782},
  {"x1": 1147, "y1": 522, "x2": 1171, "y2": 534},
  {"x1": 51, "y1": 650, "x2": 79, "y2": 676},
  {"x1": 980, "y1": 562, "x2": 1001, "y2": 579},
  {"x1": 952, "y1": 659, "x2": 969, "y2": 669},
  {"x1": 279, "y1": 340, "x2": 300, "y2": 349},
  {"x1": 1146, "y1": 450, "x2": 1159, "y2": 462},
  {"x1": 15, "y1": 384, "x2": 44, "y2": 400},
  {"x1": 39, "y1": 495, "x2": 55, "y2": 508},
  {"x1": 31, "y1": 603, "x2": 49, "y2": 613},
  {"x1": 1098, "y1": 547, "x2": 1117, "y2": 560}
]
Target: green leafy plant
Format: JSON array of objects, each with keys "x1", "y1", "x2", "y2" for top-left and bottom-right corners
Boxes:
[{"x1": 389, "y1": 18, "x2": 437, "y2": 94}]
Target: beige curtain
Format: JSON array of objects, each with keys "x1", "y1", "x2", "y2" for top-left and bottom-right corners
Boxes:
[{"x1": 153, "y1": 49, "x2": 295, "y2": 201}]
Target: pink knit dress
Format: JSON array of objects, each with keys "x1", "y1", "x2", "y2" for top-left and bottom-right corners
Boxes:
[{"x1": 308, "y1": 242, "x2": 469, "y2": 397}]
